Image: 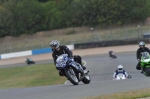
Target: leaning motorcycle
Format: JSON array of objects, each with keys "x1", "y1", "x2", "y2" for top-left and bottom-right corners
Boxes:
[
  {"x1": 113, "y1": 73, "x2": 131, "y2": 80},
  {"x1": 109, "y1": 51, "x2": 117, "y2": 59},
  {"x1": 113, "y1": 73, "x2": 126, "y2": 80},
  {"x1": 56, "y1": 54, "x2": 91, "y2": 85},
  {"x1": 26, "y1": 57, "x2": 35, "y2": 65},
  {"x1": 140, "y1": 52, "x2": 150, "y2": 76}
]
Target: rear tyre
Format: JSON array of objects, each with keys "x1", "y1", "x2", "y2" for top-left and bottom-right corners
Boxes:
[
  {"x1": 65, "y1": 69, "x2": 79, "y2": 85},
  {"x1": 82, "y1": 74, "x2": 91, "y2": 84}
]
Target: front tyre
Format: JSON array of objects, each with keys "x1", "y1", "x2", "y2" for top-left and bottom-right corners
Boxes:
[
  {"x1": 82, "y1": 73, "x2": 91, "y2": 84},
  {"x1": 65, "y1": 69, "x2": 79, "y2": 85}
]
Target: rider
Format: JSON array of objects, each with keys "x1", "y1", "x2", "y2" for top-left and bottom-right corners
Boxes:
[
  {"x1": 109, "y1": 50, "x2": 115, "y2": 57},
  {"x1": 113, "y1": 65, "x2": 129, "y2": 79},
  {"x1": 136, "y1": 41, "x2": 150, "y2": 72},
  {"x1": 50, "y1": 40, "x2": 86, "y2": 76},
  {"x1": 26, "y1": 57, "x2": 33, "y2": 64},
  {"x1": 109, "y1": 50, "x2": 113, "y2": 57}
]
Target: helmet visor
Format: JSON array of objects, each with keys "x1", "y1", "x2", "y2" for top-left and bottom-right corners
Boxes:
[
  {"x1": 118, "y1": 68, "x2": 122, "y2": 70},
  {"x1": 50, "y1": 45, "x2": 56, "y2": 50},
  {"x1": 140, "y1": 45, "x2": 144, "y2": 47},
  {"x1": 50, "y1": 45, "x2": 60, "y2": 50}
]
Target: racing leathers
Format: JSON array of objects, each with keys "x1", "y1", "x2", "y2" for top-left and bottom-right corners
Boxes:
[
  {"x1": 52, "y1": 46, "x2": 73, "y2": 66},
  {"x1": 113, "y1": 69, "x2": 128, "y2": 79},
  {"x1": 136, "y1": 47, "x2": 150, "y2": 70}
]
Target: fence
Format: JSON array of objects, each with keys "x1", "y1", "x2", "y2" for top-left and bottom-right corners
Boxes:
[{"x1": 0, "y1": 25, "x2": 150, "y2": 54}]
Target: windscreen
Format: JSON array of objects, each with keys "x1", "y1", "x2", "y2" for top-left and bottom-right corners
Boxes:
[
  {"x1": 141, "y1": 52, "x2": 150, "y2": 59},
  {"x1": 56, "y1": 54, "x2": 68, "y2": 68}
]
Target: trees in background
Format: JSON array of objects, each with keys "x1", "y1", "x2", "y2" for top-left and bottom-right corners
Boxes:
[{"x1": 0, "y1": 0, "x2": 149, "y2": 37}]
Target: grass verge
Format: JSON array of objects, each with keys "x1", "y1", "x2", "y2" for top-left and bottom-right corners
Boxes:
[
  {"x1": 83, "y1": 88, "x2": 150, "y2": 99},
  {"x1": 0, "y1": 63, "x2": 66, "y2": 89}
]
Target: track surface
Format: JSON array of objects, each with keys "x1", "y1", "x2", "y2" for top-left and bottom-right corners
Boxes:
[{"x1": 0, "y1": 52, "x2": 150, "y2": 99}]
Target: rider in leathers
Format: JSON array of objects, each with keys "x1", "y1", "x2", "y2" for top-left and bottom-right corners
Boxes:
[
  {"x1": 113, "y1": 65, "x2": 129, "y2": 79},
  {"x1": 136, "y1": 41, "x2": 150, "y2": 72},
  {"x1": 50, "y1": 40, "x2": 86, "y2": 76}
]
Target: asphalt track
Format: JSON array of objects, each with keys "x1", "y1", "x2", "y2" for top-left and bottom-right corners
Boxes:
[{"x1": 0, "y1": 52, "x2": 150, "y2": 99}]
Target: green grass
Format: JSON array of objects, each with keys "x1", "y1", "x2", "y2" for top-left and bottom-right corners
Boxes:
[
  {"x1": 0, "y1": 63, "x2": 66, "y2": 89},
  {"x1": 83, "y1": 88, "x2": 150, "y2": 99}
]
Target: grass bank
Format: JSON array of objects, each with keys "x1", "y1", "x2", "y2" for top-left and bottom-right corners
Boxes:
[{"x1": 0, "y1": 63, "x2": 66, "y2": 89}]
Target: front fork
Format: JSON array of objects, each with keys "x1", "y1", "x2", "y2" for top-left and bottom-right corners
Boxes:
[
  {"x1": 70, "y1": 62, "x2": 85, "y2": 81},
  {"x1": 69, "y1": 62, "x2": 84, "y2": 73}
]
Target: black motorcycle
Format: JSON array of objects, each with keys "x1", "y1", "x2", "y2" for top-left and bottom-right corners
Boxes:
[
  {"x1": 56, "y1": 54, "x2": 90, "y2": 85},
  {"x1": 26, "y1": 57, "x2": 35, "y2": 65},
  {"x1": 109, "y1": 51, "x2": 117, "y2": 58}
]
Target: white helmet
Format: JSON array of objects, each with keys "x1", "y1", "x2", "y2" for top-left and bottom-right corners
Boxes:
[
  {"x1": 50, "y1": 40, "x2": 60, "y2": 50},
  {"x1": 118, "y1": 65, "x2": 123, "y2": 70},
  {"x1": 139, "y1": 41, "x2": 145, "y2": 46}
]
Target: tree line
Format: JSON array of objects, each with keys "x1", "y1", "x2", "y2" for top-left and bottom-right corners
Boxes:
[{"x1": 0, "y1": 0, "x2": 149, "y2": 37}]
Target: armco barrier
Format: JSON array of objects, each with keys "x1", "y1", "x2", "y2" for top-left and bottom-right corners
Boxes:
[
  {"x1": 32, "y1": 48, "x2": 52, "y2": 55},
  {"x1": 0, "y1": 44, "x2": 74, "y2": 59},
  {"x1": 31, "y1": 45, "x2": 74, "y2": 55},
  {"x1": 2, "y1": 38, "x2": 149, "y2": 59},
  {"x1": 74, "y1": 38, "x2": 150, "y2": 49},
  {"x1": 1, "y1": 50, "x2": 32, "y2": 59},
  {"x1": 66, "y1": 45, "x2": 74, "y2": 50}
]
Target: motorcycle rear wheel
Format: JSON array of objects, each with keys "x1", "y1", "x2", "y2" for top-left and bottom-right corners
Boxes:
[{"x1": 82, "y1": 73, "x2": 91, "y2": 84}]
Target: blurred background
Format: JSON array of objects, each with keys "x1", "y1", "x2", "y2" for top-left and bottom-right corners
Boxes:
[
  {"x1": 0, "y1": 0, "x2": 150, "y2": 54},
  {"x1": 0, "y1": 24, "x2": 149, "y2": 54}
]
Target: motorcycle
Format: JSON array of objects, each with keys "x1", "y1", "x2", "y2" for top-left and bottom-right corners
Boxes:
[
  {"x1": 56, "y1": 54, "x2": 91, "y2": 85},
  {"x1": 109, "y1": 51, "x2": 117, "y2": 59},
  {"x1": 26, "y1": 57, "x2": 35, "y2": 65},
  {"x1": 140, "y1": 52, "x2": 150, "y2": 76},
  {"x1": 113, "y1": 73, "x2": 132, "y2": 80}
]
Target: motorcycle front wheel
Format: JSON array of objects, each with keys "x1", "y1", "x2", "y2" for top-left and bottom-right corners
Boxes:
[{"x1": 65, "y1": 68, "x2": 79, "y2": 85}]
